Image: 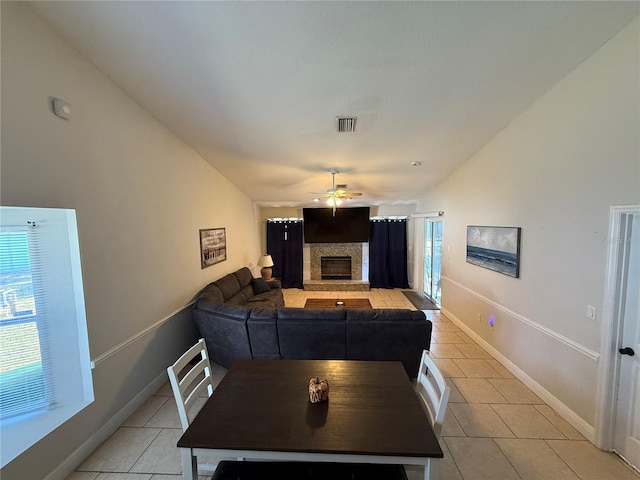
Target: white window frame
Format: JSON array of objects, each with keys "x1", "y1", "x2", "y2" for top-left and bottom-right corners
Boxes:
[{"x1": 0, "y1": 207, "x2": 93, "y2": 466}]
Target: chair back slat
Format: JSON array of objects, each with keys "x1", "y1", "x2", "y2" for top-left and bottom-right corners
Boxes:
[
  {"x1": 167, "y1": 338, "x2": 215, "y2": 431},
  {"x1": 180, "y1": 357, "x2": 212, "y2": 395},
  {"x1": 415, "y1": 350, "x2": 450, "y2": 438},
  {"x1": 183, "y1": 376, "x2": 214, "y2": 415}
]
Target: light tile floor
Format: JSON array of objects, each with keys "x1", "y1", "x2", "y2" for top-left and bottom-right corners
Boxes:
[{"x1": 67, "y1": 289, "x2": 640, "y2": 480}]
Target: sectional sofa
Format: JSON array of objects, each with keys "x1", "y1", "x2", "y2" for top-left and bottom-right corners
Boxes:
[{"x1": 191, "y1": 267, "x2": 432, "y2": 377}]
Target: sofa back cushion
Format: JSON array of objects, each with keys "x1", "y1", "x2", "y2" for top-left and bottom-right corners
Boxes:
[
  {"x1": 196, "y1": 283, "x2": 224, "y2": 304},
  {"x1": 277, "y1": 308, "x2": 347, "y2": 359},
  {"x1": 346, "y1": 309, "x2": 431, "y2": 378},
  {"x1": 192, "y1": 302, "x2": 252, "y2": 368},
  {"x1": 214, "y1": 273, "x2": 241, "y2": 301},
  {"x1": 212, "y1": 267, "x2": 256, "y2": 305},
  {"x1": 233, "y1": 267, "x2": 253, "y2": 289},
  {"x1": 226, "y1": 286, "x2": 255, "y2": 305},
  {"x1": 247, "y1": 308, "x2": 280, "y2": 360}
]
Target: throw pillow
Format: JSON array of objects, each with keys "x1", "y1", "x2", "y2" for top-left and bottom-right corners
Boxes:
[{"x1": 251, "y1": 277, "x2": 271, "y2": 295}]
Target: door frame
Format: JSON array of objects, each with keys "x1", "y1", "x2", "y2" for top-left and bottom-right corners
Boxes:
[
  {"x1": 594, "y1": 204, "x2": 640, "y2": 453},
  {"x1": 410, "y1": 212, "x2": 444, "y2": 303},
  {"x1": 423, "y1": 218, "x2": 443, "y2": 306}
]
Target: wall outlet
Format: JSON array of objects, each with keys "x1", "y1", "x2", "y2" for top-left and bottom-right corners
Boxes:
[
  {"x1": 587, "y1": 305, "x2": 597, "y2": 320},
  {"x1": 476, "y1": 313, "x2": 481, "y2": 322}
]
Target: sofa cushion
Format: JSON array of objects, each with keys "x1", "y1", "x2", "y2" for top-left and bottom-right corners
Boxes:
[
  {"x1": 247, "y1": 308, "x2": 280, "y2": 359},
  {"x1": 241, "y1": 284, "x2": 256, "y2": 301},
  {"x1": 245, "y1": 297, "x2": 277, "y2": 308},
  {"x1": 277, "y1": 308, "x2": 347, "y2": 359},
  {"x1": 196, "y1": 282, "x2": 224, "y2": 304},
  {"x1": 192, "y1": 302, "x2": 253, "y2": 368},
  {"x1": 346, "y1": 309, "x2": 431, "y2": 378},
  {"x1": 246, "y1": 288, "x2": 284, "y2": 308},
  {"x1": 233, "y1": 267, "x2": 254, "y2": 289},
  {"x1": 195, "y1": 300, "x2": 251, "y2": 318},
  {"x1": 251, "y1": 277, "x2": 271, "y2": 295},
  {"x1": 214, "y1": 273, "x2": 241, "y2": 301}
]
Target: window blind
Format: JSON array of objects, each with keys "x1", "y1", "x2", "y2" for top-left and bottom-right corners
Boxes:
[{"x1": 0, "y1": 226, "x2": 50, "y2": 419}]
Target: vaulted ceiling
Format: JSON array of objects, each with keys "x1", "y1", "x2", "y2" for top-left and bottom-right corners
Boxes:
[{"x1": 28, "y1": 1, "x2": 639, "y2": 208}]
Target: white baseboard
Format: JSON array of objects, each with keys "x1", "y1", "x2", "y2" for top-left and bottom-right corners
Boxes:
[
  {"x1": 441, "y1": 307, "x2": 596, "y2": 443},
  {"x1": 43, "y1": 371, "x2": 168, "y2": 480}
]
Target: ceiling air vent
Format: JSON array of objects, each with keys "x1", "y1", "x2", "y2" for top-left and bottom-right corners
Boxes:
[{"x1": 336, "y1": 116, "x2": 357, "y2": 133}]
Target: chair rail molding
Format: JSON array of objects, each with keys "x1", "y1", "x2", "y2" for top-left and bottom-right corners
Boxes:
[
  {"x1": 90, "y1": 303, "x2": 195, "y2": 368},
  {"x1": 443, "y1": 277, "x2": 599, "y2": 362}
]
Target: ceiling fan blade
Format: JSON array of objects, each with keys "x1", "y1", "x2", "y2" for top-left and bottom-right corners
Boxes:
[{"x1": 310, "y1": 169, "x2": 364, "y2": 204}]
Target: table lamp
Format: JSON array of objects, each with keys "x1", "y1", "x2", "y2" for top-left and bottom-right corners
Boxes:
[{"x1": 257, "y1": 254, "x2": 274, "y2": 280}]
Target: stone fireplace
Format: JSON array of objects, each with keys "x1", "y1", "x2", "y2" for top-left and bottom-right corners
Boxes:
[
  {"x1": 304, "y1": 243, "x2": 369, "y2": 290},
  {"x1": 309, "y1": 243, "x2": 364, "y2": 282}
]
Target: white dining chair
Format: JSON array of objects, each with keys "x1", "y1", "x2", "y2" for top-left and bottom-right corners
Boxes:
[
  {"x1": 167, "y1": 338, "x2": 218, "y2": 475},
  {"x1": 415, "y1": 349, "x2": 451, "y2": 480},
  {"x1": 167, "y1": 338, "x2": 215, "y2": 431}
]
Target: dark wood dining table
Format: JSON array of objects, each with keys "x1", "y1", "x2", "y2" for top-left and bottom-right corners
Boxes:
[{"x1": 177, "y1": 359, "x2": 443, "y2": 480}]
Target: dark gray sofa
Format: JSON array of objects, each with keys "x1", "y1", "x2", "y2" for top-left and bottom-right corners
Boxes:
[
  {"x1": 195, "y1": 266, "x2": 284, "y2": 308},
  {"x1": 192, "y1": 267, "x2": 432, "y2": 377}
]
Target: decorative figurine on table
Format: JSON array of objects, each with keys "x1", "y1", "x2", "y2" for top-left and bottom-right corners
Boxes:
[{"x1": 309, "y1": 377, "x2": 329, "y2": 403}]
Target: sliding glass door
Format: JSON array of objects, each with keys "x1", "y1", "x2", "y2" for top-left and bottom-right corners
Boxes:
[{"x1": 423, "y1": 220, "x2": 442, "y2": 306}]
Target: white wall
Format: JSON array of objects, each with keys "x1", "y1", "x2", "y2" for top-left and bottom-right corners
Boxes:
[
  {"x1": 0, "y1": 3, "x2": 261, "y2": 478},
  {"x1": 417, "y1": 18, "x2": 639, "y2": 436}
]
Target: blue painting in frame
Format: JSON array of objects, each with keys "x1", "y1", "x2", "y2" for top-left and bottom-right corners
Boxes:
[{"x1": 466, "y1": 226, "x2": 521, "y2": 278}]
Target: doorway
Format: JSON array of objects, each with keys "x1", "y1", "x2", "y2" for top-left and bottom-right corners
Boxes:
[
  {"x1": 595, "y1": 205, "x2": 640, "y2": 470},
  {"x1": 423, "y1": 219, "x2": 443, "y2": 307}
]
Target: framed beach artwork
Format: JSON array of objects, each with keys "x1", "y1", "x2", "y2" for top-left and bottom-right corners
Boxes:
[
  {"x1": 466, "y1": 226, "x2": 521, "y2": 278},
  {"x1": 200, "y1": 227, "x2": 227, "y2": 269}
]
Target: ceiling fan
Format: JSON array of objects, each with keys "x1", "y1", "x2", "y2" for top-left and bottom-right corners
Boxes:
[{"x1": 311, "y1": 169, "x2": 363, "y2": 216}]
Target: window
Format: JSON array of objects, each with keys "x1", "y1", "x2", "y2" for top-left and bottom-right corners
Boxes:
[
  {"x1": 0, "y1": 229, "x2": 46, "y2": 419},
  {"x1": 0, "y1": 207, "x2": 93, "y2": 466}
]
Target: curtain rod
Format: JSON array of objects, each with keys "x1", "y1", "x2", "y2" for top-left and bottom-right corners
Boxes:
[
  {"x1": 370, "y1": 216, "x2": 408, "y2": 221},
  {"x1": 265, "y1": 218, "x2": 303, "y2": 223},
  {"x1": 266, "y1": 216, "x2": 408, "y2": 222}
]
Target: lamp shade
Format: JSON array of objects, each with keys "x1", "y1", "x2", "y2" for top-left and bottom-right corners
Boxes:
[{"x1": 257, "y1": 254, "x2": 274, "y2": 267}]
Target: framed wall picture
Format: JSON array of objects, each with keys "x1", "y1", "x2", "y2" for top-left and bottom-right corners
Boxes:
[
  {"x1": 466, "y1": 226, "x2": 521, "y2": 278},
  {"x1": 200, "y1": 227, "x2": 227, "y2": 269}
]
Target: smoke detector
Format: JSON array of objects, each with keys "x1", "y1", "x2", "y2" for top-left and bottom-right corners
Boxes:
[{"x1": 336, "y1": 116, "x2": 357, "y2": 133}]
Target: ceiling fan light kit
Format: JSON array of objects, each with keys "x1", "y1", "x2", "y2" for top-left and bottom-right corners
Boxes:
[{"x1": 310, "y1": 169, "x2": 363, "y2": 216}]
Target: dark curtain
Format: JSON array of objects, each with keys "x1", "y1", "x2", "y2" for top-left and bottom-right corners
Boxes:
[
  {"x1": 369, "y1": 219, "x2": 409, "y2": 289},
  {"x1": 266, "y1": 221, "x2": 303, "y2": 288}
]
